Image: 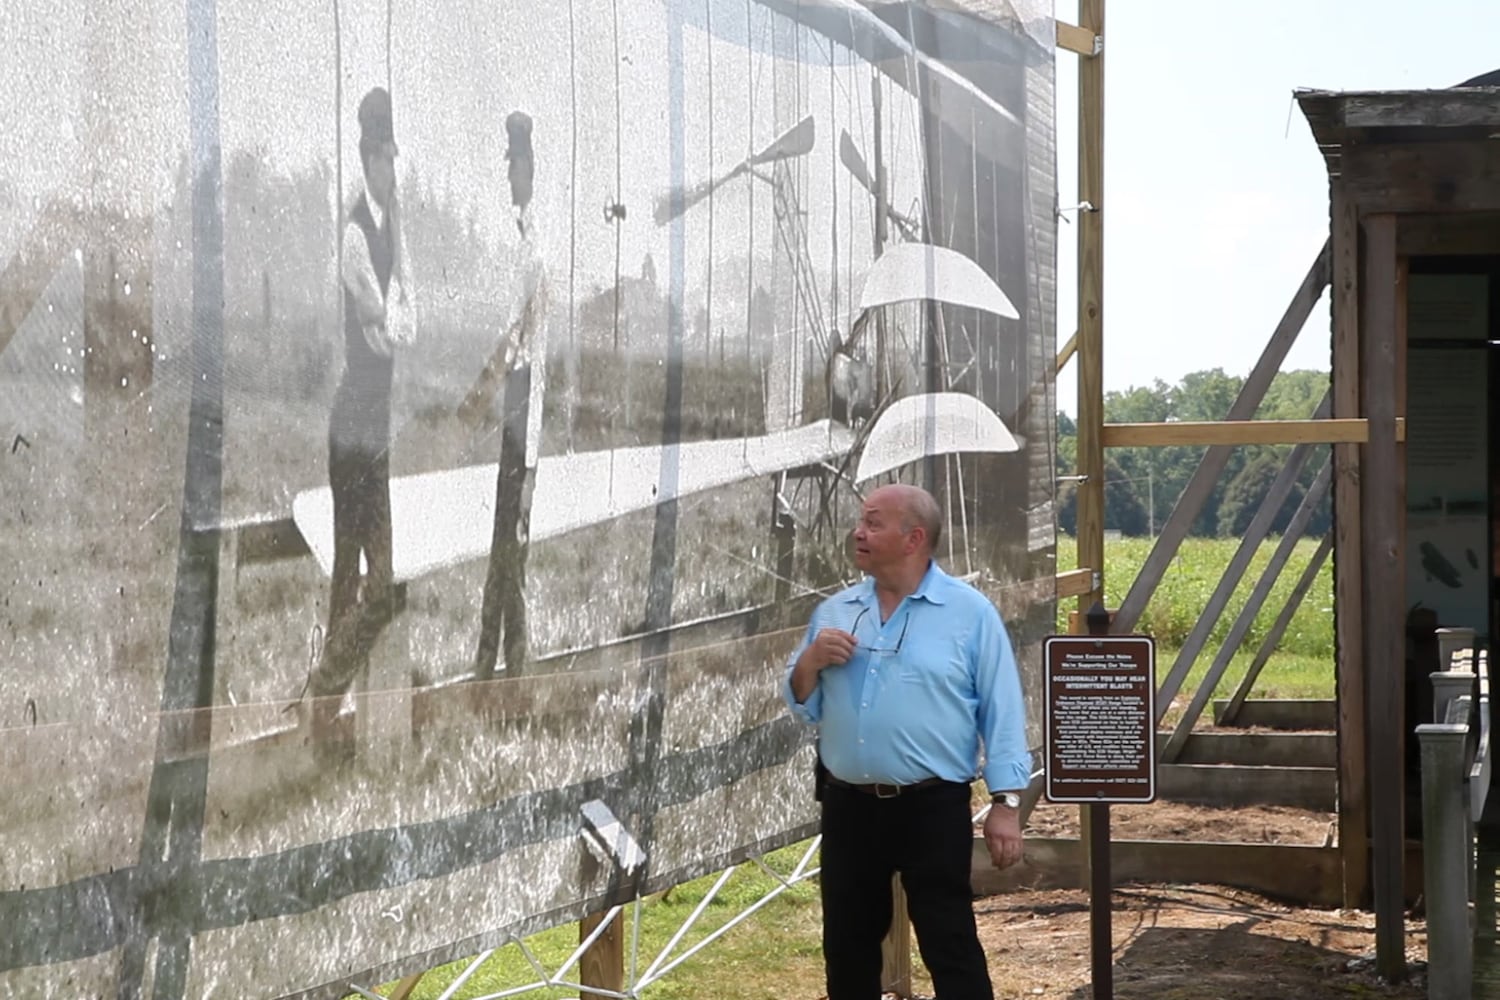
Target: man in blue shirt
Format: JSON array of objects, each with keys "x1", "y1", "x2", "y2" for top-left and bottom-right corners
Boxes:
[{"x1": 783, "y1": 483, "x2": 1029, "y2": 1000}]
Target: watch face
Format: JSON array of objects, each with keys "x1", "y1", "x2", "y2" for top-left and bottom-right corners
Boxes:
[{"x1": 995, "y1": 793, "x2": 1020, "y2": 808}]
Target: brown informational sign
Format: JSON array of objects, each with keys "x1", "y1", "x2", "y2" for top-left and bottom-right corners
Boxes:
[{"x1": 1044, "y1": 635, "x2": 1157, "y2": 803}]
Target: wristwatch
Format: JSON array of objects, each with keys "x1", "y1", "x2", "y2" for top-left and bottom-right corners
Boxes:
[{"x1": 990, "y1": 791, "x2": 1022, "y2": 809}]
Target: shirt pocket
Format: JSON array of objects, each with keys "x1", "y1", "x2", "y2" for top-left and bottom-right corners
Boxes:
[{"x1": 895, "y1": 631, "x2": 971, "y2": 687}]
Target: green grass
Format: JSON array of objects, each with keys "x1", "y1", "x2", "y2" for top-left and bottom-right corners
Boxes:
[
  {"x1": 1056, "y1": 534, "x2": 1334, "y2": 659},
  {"x1": 358, "y1": 843, "x2": 837, "y2": 1000},
  {"x1": 1150, "y1": 642, "x2": 1332, "y2": 729},
  {"x1": 1056, "y1": 534, "x2": 1336, "y2": 719}
]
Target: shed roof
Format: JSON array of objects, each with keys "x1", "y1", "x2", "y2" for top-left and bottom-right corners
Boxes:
[{"x1": 1297, "y1": 85, "x2": 1500, "y2": 177}]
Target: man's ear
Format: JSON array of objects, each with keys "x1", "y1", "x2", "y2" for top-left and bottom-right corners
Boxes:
[{"x1": 906, "y1": 527, "x2": 926, "y2": 555}]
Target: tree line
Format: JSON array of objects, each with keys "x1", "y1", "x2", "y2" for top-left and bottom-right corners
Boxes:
[{"x1": 1056, "y1": 368, "x2": 1332, "y2": 538}]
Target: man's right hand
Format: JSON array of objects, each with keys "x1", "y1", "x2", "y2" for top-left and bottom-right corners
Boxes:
[
  {"x1": 789, "y1": 628, "x2": 856, "y2": 703},
  {"x1": 805, "y1": 628, "x2": 857, "y2": 669}
]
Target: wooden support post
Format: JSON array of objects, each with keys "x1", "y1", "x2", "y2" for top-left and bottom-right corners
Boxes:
[
  {"x1": 1075, "y1": 0, "x2": 1105, "y2": 614},
  {"x1": 880, "y1": 873, "x2": 913, "y2": 998},
  {"x1": 1361, "y1": 212, "x2": 1407, "y2": 983},
  {"x1": 580, "y1": 910, "x2": 625, "y2": 1000},
  {"x1": 1080, "y1": 602, "x2": 1115, "y2": 1000},
  {"x1": 1331, "y1": 184, "x2": 1369, "y2": 911},
  {"x1": 1074, "y1": 0, "x2": 1105, "y2": 616},
  {"x1": 1075, "y1": 7, "x2": 1108, "y2": 994}
]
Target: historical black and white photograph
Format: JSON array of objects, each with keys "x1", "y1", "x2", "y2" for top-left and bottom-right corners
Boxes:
[{"x1": 0, "y1": 0, "x2": 1057, "y2": 996}]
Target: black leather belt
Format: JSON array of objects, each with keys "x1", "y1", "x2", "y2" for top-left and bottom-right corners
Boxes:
[{"x1": 823, "y1": 774, "x2": 952, "y2": 799}]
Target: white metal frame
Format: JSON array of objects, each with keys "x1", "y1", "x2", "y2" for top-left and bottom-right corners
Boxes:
[{"x1": 348, "y1": 835, "x2": 824, "y2": 1000}]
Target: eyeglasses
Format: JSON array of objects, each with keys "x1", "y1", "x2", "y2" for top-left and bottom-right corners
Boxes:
[{"x1": 851, "y1": 606, "x2": 910, "y2": 655}]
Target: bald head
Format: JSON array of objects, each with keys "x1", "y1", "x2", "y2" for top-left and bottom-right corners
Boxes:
[{"x1": 872, "y1": 483, "x2": 942, "y2": 555}]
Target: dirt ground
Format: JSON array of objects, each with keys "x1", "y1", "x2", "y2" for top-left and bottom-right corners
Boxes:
[
  {"x1": 966, "y1": 883, "x2": 1427, "y2": 1000},
  {"x1": 936, "y1": 800, "x2": 1429, "y2": 999},
  {"x1": 1020, "y1": 797, "x2": 1339, "y2": 846}
]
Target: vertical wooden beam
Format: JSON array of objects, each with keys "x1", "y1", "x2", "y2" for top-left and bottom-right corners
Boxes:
[
  {"x1": 1074, "y1": 0, "x2": 1107, "y2": 924},
  {"x1": 580, "y1": 910, "x2": 625, "y2": 1000},
  {"x1": 1360, "y1": 212, "x2": 1407, "y2": 982},
  {"x1": 1074, "y1": 0, "x2": 1105, "y2": 608},
  {"x1": 1331, "y1": 183, "x2": 1369, "y2": 911}
]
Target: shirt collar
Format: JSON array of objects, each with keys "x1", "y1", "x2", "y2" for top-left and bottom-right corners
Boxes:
[
  {"x1": 911, "y1": 560, "x2": 951, "y2": 605},
  {"x1": 838, "y1": 560, "x2": 951, "y2": 607}
]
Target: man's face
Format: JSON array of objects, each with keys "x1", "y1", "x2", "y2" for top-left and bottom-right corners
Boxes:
[
  {"x1": 852, "y1": 489, "x2": 915, "y2": 575},
  {"x1": 365, "y1": 142, "x2": 397, "y2": 209}
]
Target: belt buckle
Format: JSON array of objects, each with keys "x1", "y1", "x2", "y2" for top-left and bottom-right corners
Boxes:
[{"x1": 874, "y1": 783, "x2": 900, "y2": 799}]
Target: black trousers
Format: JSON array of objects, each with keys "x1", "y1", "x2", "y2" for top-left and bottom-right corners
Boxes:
[
  {"x1": 820, "y1": 781, "x2": 992, "y2": 1000},
  {"x1": 475, "y1": 364, "x2": 534, "y2": 680}
]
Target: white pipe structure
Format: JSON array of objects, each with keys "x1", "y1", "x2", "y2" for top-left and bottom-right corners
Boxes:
[{"x1": 348, "y1": 837, "x2": 825, "y2": 1000}]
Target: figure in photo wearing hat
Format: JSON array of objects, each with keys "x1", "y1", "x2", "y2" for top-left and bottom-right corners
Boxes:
[
  {"x1": 461, "y1": 108, "x2": 548, "y2": 681},
  {"x1": 308, "y1": 85, "x2": 418, "y2": 725}
]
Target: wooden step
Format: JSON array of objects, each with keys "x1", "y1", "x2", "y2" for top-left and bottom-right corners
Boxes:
[
  {"x1": 1156, "y1": 763, "x2": 1336, "y2": 812},
  {"x1": 1212, "y1": 698, "x2": 1337, "y2": 731},
  {"x1": 1156, "y1": 731, "x2": 1336, "y2": 768}
]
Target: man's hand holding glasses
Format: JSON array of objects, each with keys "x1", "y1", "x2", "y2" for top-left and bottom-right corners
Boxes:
[
  {"x1": 804, "y1": 627, "x2": 858, "y2": 670},
  {"x1": 790, "y1": 606, "x2": 913, "y2": 704},
  {"x1": 849, "y1": 607, "x2": 909, "y2": 656},
  {"x1": 787, "y1": 625, "x2": 858, "y2": 703}
]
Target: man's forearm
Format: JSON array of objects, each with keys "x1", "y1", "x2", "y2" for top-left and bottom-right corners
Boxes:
[{"x1": 788, "y1": 652, "x2": 821, "y2": 704}]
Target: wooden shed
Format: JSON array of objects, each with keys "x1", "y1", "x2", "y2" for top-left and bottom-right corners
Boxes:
[{"x1": 1296, "y1": 76, "x2": 1500, "y2": 977}]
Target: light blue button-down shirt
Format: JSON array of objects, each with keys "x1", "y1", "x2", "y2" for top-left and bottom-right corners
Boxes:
[{"x1": 782, "y1": 561, "x2": 1031, "y2": 792}]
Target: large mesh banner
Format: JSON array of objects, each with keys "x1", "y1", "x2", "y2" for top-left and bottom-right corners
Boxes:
[{"x1": 0, "y1": 0, "x2": 1057, "y2": 996}]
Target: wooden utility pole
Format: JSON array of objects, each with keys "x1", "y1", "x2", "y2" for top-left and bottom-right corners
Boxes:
[
  {"x1": 1075, "y1": 0, "x2": 1105, "y2": 615},
  {"x1": 1073, "y1": 2, "x2": 1110, "y2": 998}
]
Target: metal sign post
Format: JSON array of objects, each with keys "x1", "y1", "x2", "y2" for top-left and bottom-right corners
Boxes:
[{"x1": 1045, "y1": 603, "x2": 1157, "y2": 1000}]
